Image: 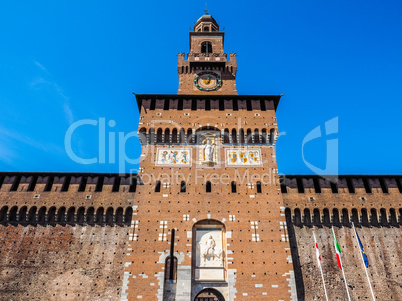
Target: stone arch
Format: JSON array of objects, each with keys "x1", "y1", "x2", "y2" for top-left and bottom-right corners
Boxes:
[
  {"x1": 156, "y1": 128, "x2": 163, "y2": 143},
  {"x1": 139, "y1": 127, "x2": 147, "y2": 145},
  {"x1": 57, "y1": 207, "x2": 66, "y2": 224},
  {"x1": 9, "y1": 206, "x2": 18, "y2": 224},
  {"x1": 149, "y1": 128, "x2": 155, "y2": 144},
  {"x1": 77, "y1": 207, "x2": 85, "y2": 224},
  {"x1": 371, "y1": 208, "x2": 379, "y2": 227},
  {"x1": 351, "y1": 208, "x2": 359, "y2": 226},
  {"x1": 223, "y1": 128, "x2": 230, "y2": 144},
  {"x1": 87, "y1": 207, "x2": 95, "y2": 226},
  {"x1": 323, "y1": 208, "x2": 330, "y2": 226},
  {"x1": 294, "y1": 208, "x2": 302, "y2": 227},
  {"x1": 194, "y1": 288, "x2": 225, "y2": 301},
  {"x1": 28, "y1": 206, "x2": 37, "y2": 224},
  {"x1": 380, "y1": 208, "x2": 388, "y2": 227},
  {"x1": 67, "y1": 207, "x2": 75, "y2": 225},
  {"x1": 164, "y1": 128, "x2": 170, "y2": 144},
  {"x1": 231, "y1": 129, "x2": 237, "y2": 144},
  {"x1": 38, "y1": 206, "x2": 46, "y2": 225},
  {"x1": 389, "y1": 208, "x2": 398, "y2": 226},
  {"x1": 342, "y1": 208, "x2": 350, "y2": 226},
  {"x1": 254, "y1": 129, "x2": 260, "y2": 144},
  {"x1": 115, "y1": 207, "x2": 124, "y2": 226},
  {"x1": 361, "y1": 208, "x2": 369, "y2": 227},
  {"x1": 172, "y1": 128, "x2": 178, "y2": 143},
  {"x1": 0, "y1": 206, "x2": 8, "y2": 223},
  {"x1": 332, "y1": 208, "x2": 340, "y2": 226},
  {"x1": 106, "y1": 207, "x2": 114, "y2": 225},
  {"x1": 125, "y1": 207, "x2": 133, "y2": 226},
  {"x1": 303, "y1": 208, "x2": 311, "y2": 227},
  {"x1": 18, "y1": 206, "x2": 27, "y2": 224},
  {"x1": 96, "y1": 207, "x2": 105, "y2": 225},
  {"x1": 47, "y1": 207, "x2": 56, "y2": 224}
]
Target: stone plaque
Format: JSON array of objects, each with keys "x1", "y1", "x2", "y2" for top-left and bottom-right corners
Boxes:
[
  {"x1": 225, "y1": 148, "x2": 262, "y2": 167},
  {"x1": 155, "y1": 148, "x2": 191, "y2": 166}
]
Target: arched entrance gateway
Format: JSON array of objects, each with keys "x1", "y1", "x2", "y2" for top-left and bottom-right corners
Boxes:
[{"x1": 194, "y1": 288, "x2": 225, "y2": 301}]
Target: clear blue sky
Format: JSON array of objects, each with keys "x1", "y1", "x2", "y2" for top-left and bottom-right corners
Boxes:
[{"x1": 0, "y1": 0, "x2": 401, "y2": 175}]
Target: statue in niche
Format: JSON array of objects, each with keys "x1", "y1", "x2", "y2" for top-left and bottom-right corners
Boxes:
[
  {"x1": 200, "y1": 235, "x2": 223, "y2": 267},
  {"x1": 203, "y1": 138, "x2": 215, "y2": 162}
]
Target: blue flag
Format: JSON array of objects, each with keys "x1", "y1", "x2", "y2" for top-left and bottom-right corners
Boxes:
[{"x1": 356, "y1": 230, "x2": 369, "y2": 268}]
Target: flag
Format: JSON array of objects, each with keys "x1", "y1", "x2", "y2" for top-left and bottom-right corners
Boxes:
[
  {"x1": 355, "y1": 230, "x2": 369, "y2": 268},
  {"x1": 313, "y1": 232, "x2": 322, "y2": 269},
  {"x1": 332, "y1": 227, "x2": 342, "y2": 270}
]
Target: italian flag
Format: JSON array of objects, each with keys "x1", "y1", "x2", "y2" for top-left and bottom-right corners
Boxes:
[{"x1": 332, "y1": 227, "x2": 342, "y2": 270}]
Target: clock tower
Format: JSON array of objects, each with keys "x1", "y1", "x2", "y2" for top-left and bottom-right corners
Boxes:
[{"x1": 178, "y1": 12, "x2": 238, "y2": 95}]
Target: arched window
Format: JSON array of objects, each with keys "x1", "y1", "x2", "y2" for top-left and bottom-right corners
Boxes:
[
  {"x1": 231, "y1": 181, "x2": 237, "y2": 193},
  {"x1": 38, "y1": 207, "x2": 46, "y2": 224},
  {"x1": 313, "y1": 209, "x2": 321, "y2": 226},
  {"x1": 195, "y1": 289, "x2": 225, "y2": 301},
  {"x1": 18, "y1": 206, "x2": 27, "y2": 224},
  {"x1": 179, "y1": 128, "x2": 185, "y2": 143},
  {"x1": 206, "y1": 181, "x2": 212, "y2": 193},
  {"x1": 9, "y1": 206, "x2": 18, "y2": 224},
  {"x1": 333, "y1": 208, "x2": 340, "y2": 226},
  {"x1": 172, "y1": 128, "x2": 178, "y2": 144},
  {"x1": 187, "y1": 129, "x2": 193, "y2": 144},
  {"x1": 269, "y1": 128, "x2": 275, "y2": 145},
  {"x1": 380, "y1": 208, "x2": 388, "y2": 226},
  {"x1": 77, "y1": 207, "x2": 85, "y2": 224},
  {"x1": 125, "y1": 207, "x2": 133, "y2": 226},
  {"x1": 96, "y1": 207, "x2": 104, "y2": 225},
  {"x1": 87, "y1": 207, "x2": 95, "y2": 226},
  {"x1": 48, "y1": 207, "x2": 56, "y2": 224},
  {"x1": 294, "y1": 208, "x2": 302, "y2": 227},
  {"x1": 246, "y1": 129, "x2": 252, "y2": 144},
  {"x1": 164, "y1": 128, "x2": 170, "y2": 144},
  {"x1": 57, "y1": 207, "x2": 66, "y2": 224},
  {"x1": 231, "y1": 129, "x2": 237, "y2": 144},
  {"x1": 239, "y1": 129, "x2": 245, "y2": 144},
  {"x1": 149, "y1": 128, "x2": 155, "y2": 144},
  {"x1": 389, "y1": 208, "x2": 398, "y2": 226},
  {"x1": 351, "y1": 208, "x2": 359, "y2": 225},
  {"x1": 323, "y1": 208, "x2": 330, "y2": 226},
  {"x1": 303, "y1": 208, "x2": 311, "y2": 226},
  {"x1": 139, "y1": 127, "x2": 147, "y2": 145},
  {"x1": 115, "y1": 207, "x2": 124, "y2": 226},
  {"x1": 361, "y1": 208, "x2": 369, "y2": 226},
  {"x1": 28, "y1": 206, "x2": 37, "y2": 224},
  {"x1": 261, "y1": 129, "x2": 267, "y2": 144},
  {"x1": 370, "y1": 208, "x2": 379, "y2": 227},
  {"x1": 254, "y1": 129, "x2": 260, "y2": 144},
  {"x1": 0, "y1": 206, "x2": 8, "y2": 223},
  {"x1": 155, "y1": 181, "x2": 161, "y2": 192},
  {"x1": 106, "y1": 207, "x2": 114, "y2": 225},
  {"x1": 156, "y1": 128, "x2": 163, "y2": 143},
  {"x1": 67, "y1": 207, "x2": 75, "y2": 224},
  {"x1": 201, "y1": 41, "x2": 212, "y2": 54},
  {"x1": 223, "y1": 128, "x2": 230, "y2": 144},
  {"x1": 180, "y1": 181, "x2": 186, "y2": 193},
  {"x1": 256, "y1": 181, "x2": 262, "y2": 193},
  {"x1": 342, "y1": 208, "x2": 350, "y2": 226}
]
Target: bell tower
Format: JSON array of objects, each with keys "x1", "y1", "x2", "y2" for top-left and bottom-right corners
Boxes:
[{"x1": 178, "y1": 12, "x2": 238, "y2": 95}]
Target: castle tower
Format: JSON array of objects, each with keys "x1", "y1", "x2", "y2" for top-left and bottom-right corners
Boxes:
[
  {"x1": 122, "y1": 13, "x2": 296, "y2": 301},
  {"x1": 178, "y1": 12, "x2": 237, "y2": 95}
]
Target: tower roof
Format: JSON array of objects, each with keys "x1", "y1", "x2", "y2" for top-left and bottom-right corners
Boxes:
[{"x1": 194, "y1": 11, "x2": 219, "y2": 32}]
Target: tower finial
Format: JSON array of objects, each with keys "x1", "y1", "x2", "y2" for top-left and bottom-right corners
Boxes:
[{"x1": 205, "y1": 3, "x2": 208, "y2": 14}]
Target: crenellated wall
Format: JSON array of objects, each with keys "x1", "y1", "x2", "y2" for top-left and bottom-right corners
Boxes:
[
  {"x1": 0, "y1": 172, "x2": 137, "y2": 301},
  {"x1": 281, "y1": 175, "x2": 402, "y2": 301}
]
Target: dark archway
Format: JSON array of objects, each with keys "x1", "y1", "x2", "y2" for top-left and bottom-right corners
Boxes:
[{"x1": 194, "y1": 288, "x2": 225, "y2": 301}]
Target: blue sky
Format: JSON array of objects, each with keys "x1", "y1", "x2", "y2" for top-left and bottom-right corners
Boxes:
[{"x1": 0, "y1": 0, "x2": 401, "y2": 175}]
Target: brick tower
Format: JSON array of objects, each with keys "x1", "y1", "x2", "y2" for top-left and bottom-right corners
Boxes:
[{"x1": 122, "y1": 12, "x2": 296, "y2": 301}]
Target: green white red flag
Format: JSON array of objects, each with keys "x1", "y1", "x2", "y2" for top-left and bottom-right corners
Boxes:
[{"x1": 332, "y1": 227, "x2": 342, "y2": 270}]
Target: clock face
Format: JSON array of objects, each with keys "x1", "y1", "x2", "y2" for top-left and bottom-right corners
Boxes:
[{"x1": 194, "y1": 71, "x2": 222, "y2": 91}]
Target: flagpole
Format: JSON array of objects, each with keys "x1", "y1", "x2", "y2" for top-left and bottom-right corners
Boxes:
[
  {"x1": 352, "y1": 223, "x2": 376, "y2": 301},
  {"x1": 313, "y1": 231, "x2": 329, "y2": 301},
  {"x1": 332, "y1": 226, "x2": 351, "y2": 301}
]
